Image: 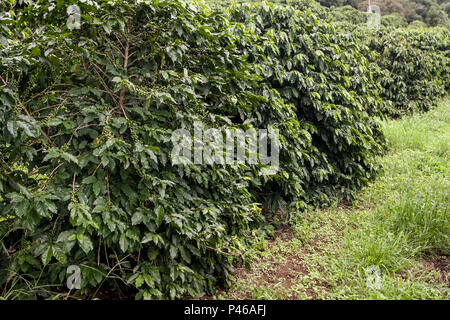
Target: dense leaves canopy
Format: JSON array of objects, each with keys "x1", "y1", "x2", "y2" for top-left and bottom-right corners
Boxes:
[
  {"x1": 2, "y1": 0, "x2": 444, "y2": 299},
  {"x1": 365, "y1": 27, "x2": 449, "y2": 116}
]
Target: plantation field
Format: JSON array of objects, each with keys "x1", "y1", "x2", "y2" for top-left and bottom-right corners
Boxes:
[
  {"x1": 1, "y1": 0, "x2": 448, "y2": 300},
  {"x1": 214, "y1": 97, "x2": 450, "y2": 300}
]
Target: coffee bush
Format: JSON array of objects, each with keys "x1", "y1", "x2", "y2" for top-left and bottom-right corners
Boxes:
[{"x1": 1, "y1": 0, "x2": 387, "y2": 299}]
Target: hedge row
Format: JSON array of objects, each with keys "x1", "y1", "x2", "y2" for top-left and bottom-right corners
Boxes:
[
  {"x1": 0, "y1": 0, "x2": 432, "y2": 299},
  {"x1": 365, "y1": 27, "x2": 449, "y2": 116}
]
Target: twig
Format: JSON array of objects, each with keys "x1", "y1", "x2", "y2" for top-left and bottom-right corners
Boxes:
[
  {"x1": 72, "y1": 173, "x2": 77, "y2": 194},
  {"x1": 118, "y1": 29, "x2": 130, "y2": 120}
]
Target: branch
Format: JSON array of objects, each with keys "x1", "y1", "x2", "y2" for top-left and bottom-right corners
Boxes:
[{"x1": 118, "y1": 29, "x2": 130, "y2": 120}]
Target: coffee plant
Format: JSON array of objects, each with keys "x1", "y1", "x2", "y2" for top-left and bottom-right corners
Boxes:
[
  {"x1": 0, "y1": 0, "x2": 285, "y2": 299},
  {"x1": 365, "y1": 28, "x2": 449, "y2": 116},
  {"x1": 4, "y1": 0, "x2": 443, "y2": 300},
  {"x1": 228, "y1": 2, "x2": 386, "y2": 205}
]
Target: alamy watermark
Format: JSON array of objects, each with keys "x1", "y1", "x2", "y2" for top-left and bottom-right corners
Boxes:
[
  {"x1": 66, "y1": 265, "x2": 81, "y2": 290},
  {"x1": 171, "y1": 122, "x2": 280, "y2": 175},
  {"x1": 66, "y1": 4, "x2": 81, "y2": 30},
  {"x1": 367, "y1": 0, "x2": 381, "y2": 30},
  {"x1": 366, "y1": 265, "x2": 382, "y2": 290}
]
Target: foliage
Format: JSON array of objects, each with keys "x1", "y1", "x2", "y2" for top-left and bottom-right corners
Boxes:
[
  {"x1": 358, "y1": 0, "x2": 449, "y2": 27},
  {"x1": 0, "y1": 0, "x2": 286, "y2": 299},
  {"x1": 0, "y1": 0, "x2": 391, "y2": 299},
  {"x1": 381, "y1": 13, "x2": 408, "y2": 28},
  {"x1": 327, "y1": 4, "x2": 369, "y2": 26},
  {"x1": 365, "y1": 28, "x2": 449, "y2": 116},
  {"x1": 0, "y1": 0, "x2": 392, "y2": 299},
  {"x1": 228, "y1": 2, "x2": 386, "y2": 204}
]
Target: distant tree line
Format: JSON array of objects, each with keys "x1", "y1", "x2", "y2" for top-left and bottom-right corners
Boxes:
[{"x1": 318, "y1": 0, "x2": 448, "y2": 26}]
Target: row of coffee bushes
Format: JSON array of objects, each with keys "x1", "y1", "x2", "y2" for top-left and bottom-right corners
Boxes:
[
  {"x1": 228, "y1": 2, "x2": 386, "y2": 206},
  {"x1": 2, "y1": 0, "x2": 284, "y2": 299},
  {"x1": 0, "y1": 0, "x2": 398, "y2": 300},
  {"x1": 364, "y1": 27, "x2": 449, "y2": 116},
  {"x1": 278, "y1": 0, "x2": 450, "y2": 117},
  {"x1": 213, "y1": 1, "x2": 450, "y2": 118}
]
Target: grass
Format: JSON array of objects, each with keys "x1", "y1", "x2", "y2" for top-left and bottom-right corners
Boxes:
[{"x1": 212, "y1": 97, "x2": 450, "y2": 300}]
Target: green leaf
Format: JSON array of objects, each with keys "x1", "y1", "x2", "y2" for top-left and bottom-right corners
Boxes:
[
  {"x1": 41, "y1": 245, "x2": 53, "y2": 266},
  {"x1": 6, "y1": 121, "x2": 17, "y2": 137},
  {"x1": 78, "y1": 234, "x2": 93, "y2": 254},
  {"x1": 53, "y1": 245, "x2": 67, "y2": 264},
  {"x1": 93, "y1": 180, "x2": 103, "y2": 196},
  {"x1": 82, "y1": 176, "x2": 97, "y2": 184},
  {"x1": 155, "y1": 206, "x2": 164, "y2": 227},
  {"x1": 141, "y1": 234, "x2": 153, "y2": 244},
  {"x1": 119, "y1": 234, "x2": 128, "y2": 252},
  {"x1": 169, "y1": 245, "x2": 177, "y2": 259},
  {"x1": 61, "y1": 152, "x2": 79, "y2": 165},
  {"x1": 132, "y1": 210, "x2": 143, "y2": 225},
  {"x1": 135, "y1": 275, "x2": 144, "y2": 288}
]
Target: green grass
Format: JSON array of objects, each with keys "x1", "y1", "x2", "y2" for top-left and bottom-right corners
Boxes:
[{"x1": 214, "y1": 97, "x2": 450, "y2": 300}]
